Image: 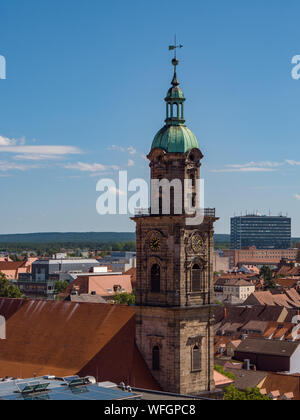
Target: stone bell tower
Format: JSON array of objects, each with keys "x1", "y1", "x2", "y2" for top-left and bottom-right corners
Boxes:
[{"x1": 132, "y1": 51, "x2": 218, "y2": 395}]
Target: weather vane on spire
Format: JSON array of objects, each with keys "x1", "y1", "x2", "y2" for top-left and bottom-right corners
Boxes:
[
  {"x1": 169, "y1": 36, "x2": 182, "y2": 86},
  {"x1": 169, "y1": 35, "x2": 183, "y2": 61}
]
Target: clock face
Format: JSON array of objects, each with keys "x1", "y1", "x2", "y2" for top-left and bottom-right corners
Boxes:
[
  {"x1": 150, "y1": 237, "x2": 161, "y2": 251},
  {"x1": 191, "y1": 235, "x2": 203, "y2": 253}
]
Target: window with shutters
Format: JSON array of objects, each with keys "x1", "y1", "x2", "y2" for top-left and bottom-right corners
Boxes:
[{"x1": 191, "y1": 345, "x2": 201, "y2": 372}]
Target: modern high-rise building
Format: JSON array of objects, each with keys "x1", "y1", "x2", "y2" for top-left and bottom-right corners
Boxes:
[{"x1": 230, "y1": 215, "x2": 291, "y2": 250}]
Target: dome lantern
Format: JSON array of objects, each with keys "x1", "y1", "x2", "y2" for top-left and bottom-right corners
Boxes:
[{"x1": 151, "y1": 48, "x2": 199, "y2": 154}]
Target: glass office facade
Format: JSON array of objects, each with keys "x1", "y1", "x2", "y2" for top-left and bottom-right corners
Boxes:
[{"x1": 230, "y1": 215, "x2": 291, "y2": 250}]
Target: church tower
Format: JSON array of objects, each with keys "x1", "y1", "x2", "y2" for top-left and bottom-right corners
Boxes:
[{"x1": 132, "y1": 52, "x2": 218, "y2": 395}]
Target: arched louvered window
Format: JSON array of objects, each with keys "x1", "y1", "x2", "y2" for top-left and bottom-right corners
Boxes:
[
  {"x1": 192, "y1": 264, "x2": 201, "y2": 292},
  {"x1": 151, "y1": 264, "x2": 161, "y2": 293},
  {"x1": 192, "y1": 345, "x2": 201, "y2": 372},
  {"x1": 152, "y1": 346, "x2": 160, "y2": 371},
  {"x1": 192, "y1": 264, "x2": 206, "y2": 293}
]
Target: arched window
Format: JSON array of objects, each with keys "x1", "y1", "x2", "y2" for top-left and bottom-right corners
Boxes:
[
  {"x1": 151, "y1": 264, "x2": 161, "y2": 293},
  {"x1": 192, "y1": 345, "x2": 201, "y2": 372},
  {"x1": 192, "y1": 193, "x2": 196, "y2": 208},
  {"x1": 152, "y1": 346, "x2": 160, "y2": 371},
  {"x1": 172, "y1": 103, "x2": 179, "y2": 118},
  {"x1": 192, "y1": 264, "x2": 201, "y2": 292},
  {"x1": 192, "y1": 264, "x2": 206, "y2": 293}
]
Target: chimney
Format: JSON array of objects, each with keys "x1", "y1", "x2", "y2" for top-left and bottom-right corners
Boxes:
[
  {"x1": 223, "y1": 307, "x2": 228, "y2": 320},
  {"x1": 243, "y1": 359, "x2": 251, "y2": 371}
]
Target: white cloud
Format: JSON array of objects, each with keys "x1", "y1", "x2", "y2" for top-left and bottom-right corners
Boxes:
[
  {"x1": 127, "y1": 159, "x2": 135, "y2": 167},
  {"x1": 108, "y1": 145, "x2": 137, "y2": 156},
  {"x1": 211, "y1": 160, "x2": 283, "y2": 173},
  {"x1": 0, "y1": 145, "x2": 82, "y2": 156},
  {"x1": 286, "y1": 160, "x2": 300, "y2": 166},
  {"x1": 211, "y1": 167, "x2": 276, "y2": 173},
  {"x1": 64, "y1": 162, "x2": 119, "y2": 172},
  {"x1": 108, "y1": 145, "x2": 125, "y2": 152},
  {"x1": 0, "y1": 135, "x2": 83, "y2": 161},
  {"x1": 0, "y1": 135, "x2": 17, "y2": 146},
  {"x1": 227, "y1": 161, "x2": 282, "y2": 169},
  {"x1": 294, "y1": 194, "x2": 300, "y2": 200},
  {"x1": 0, "y1": 161, "x2": 40, "y2": 172},
  {"x1": 128, "y1": 146, "x2": 136, "y2": 155},
  {"x1": 14, "y1": 154, "x2": 65, "y2": 161}
]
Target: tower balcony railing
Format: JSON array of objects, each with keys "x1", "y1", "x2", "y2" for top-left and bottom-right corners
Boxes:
[{"x1": 134, "y1": 208, "x2": 216, "y2": 218}]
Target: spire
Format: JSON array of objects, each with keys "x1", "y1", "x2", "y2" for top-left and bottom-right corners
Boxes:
[
  {"x1": 169, "y1": 36, "x2": 182, "y2": 87},
  {"x1": 171, "y1": 58, "x2": 180, "y2": 87},
  {"x1": 165, "y1": 40, "x2": 185, "y2": 126}
]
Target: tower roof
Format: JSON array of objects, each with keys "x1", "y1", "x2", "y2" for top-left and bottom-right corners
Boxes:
[
  {"x1": 152, "y1": 125, "x2": 199, "y2": 153},
  {"x1": 166, "y1": 86, "x2": 185, "y2": 100},
  {"x1": 151, "y1": 55, "x2": 199, "y2": 153}
]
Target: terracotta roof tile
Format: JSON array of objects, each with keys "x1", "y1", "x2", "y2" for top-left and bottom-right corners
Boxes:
[
  {"x1": 0, "y1": 297, "x2": 160, "y2": 390},
  {"x1": 260, "y1": 373, "x2": 300, "y2": 400},
  {"x1": 0, "y1": 261, "x2": 26, "y2": 271}
]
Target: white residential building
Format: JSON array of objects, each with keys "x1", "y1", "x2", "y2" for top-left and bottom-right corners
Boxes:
[{"x1": 214, "y1": 278, "x2": 255, "y2": 303}]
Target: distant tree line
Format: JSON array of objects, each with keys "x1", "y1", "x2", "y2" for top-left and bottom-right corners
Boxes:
[{"x1": 0, "y1": 241, "x2": 136, "y2": 256}]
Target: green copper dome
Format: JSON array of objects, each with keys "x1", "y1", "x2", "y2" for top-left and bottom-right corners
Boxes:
[
  {"x1": 166, "y1": 86, "x2": 185, "y2": 100},
  {"x1": 151, "y1": 56, "x2": 199, "y2": 153},
  {"x1": 152, "y1": 125, "x2": 199, "y2": 153}
]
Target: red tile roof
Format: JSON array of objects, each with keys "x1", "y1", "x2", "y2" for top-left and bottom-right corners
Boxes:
[
  {"x1": 0, "y1": 261, "x2": 26, "y2": 271},
  {"x1": 277, "y1": 266, "x2": 300, "y2": 277},
  {"x1": 275, "y1": 278, "x2": 299, "y2": 289},
  {"x1": 0, "y1": 298, "x2": 160, "y2": 390},
  {"x1": 260, "y1": 373, "x2": 300, "y2": 400},
  {"x1": 243, "y1": 289, "x2": 300, "y2": 308}
]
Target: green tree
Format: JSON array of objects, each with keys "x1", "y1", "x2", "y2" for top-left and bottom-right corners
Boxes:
[
  {"x1": 112, "y1": 292, "x2": 135, "y2": 305},
  {"x1": 0, "y1": 273, "x2": 23, "y2": 298},
  {"x1": 9, "y1": 254, "x2": 21, "y2": 262},
  {"x1": 224, "y1": 385, "x2": 270, "y2": 400},
  {"x1": 260, "y1": 265, "x2": 276, "y2": 290},
  {"x1": 214, "y1": 365, "x2": 235, "y2": 381},
  {"x1": 214, "y1": 300, "x2": 225, "y2": 306},
  {"x1": 54, "y1": 281, "x2": 70, "y2": 295}
]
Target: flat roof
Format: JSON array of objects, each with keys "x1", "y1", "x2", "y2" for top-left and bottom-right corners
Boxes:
[
  {"x1": 33, "y1": 259, "x2": 100, "y2": 265},
  {"x1": 0, "y1": 377, "x2": 141, "y2": 401}
]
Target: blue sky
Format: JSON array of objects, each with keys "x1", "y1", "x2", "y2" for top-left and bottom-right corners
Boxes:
[{"x1": 1, "y1": 0, "x2": 300, "y2": 235}]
